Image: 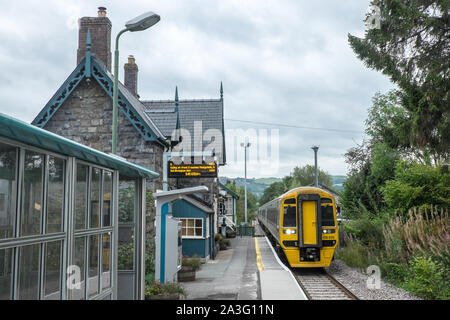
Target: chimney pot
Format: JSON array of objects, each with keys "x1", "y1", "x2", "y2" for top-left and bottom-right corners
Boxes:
[
  {"x1": 98, "y1": 7, "x2": 107, "y2": 17},
  {"x1": 77, "y1": 8, "x2": 112, "y2": 70},
  {"x1": 124, "y1": 55, "x2": 139, "y2": 98}
]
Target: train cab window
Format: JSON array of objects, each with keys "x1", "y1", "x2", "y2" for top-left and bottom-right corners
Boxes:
[
  {"x1": 321, "y1": 206, "x2": 335, "y2": 226},
  {"x1": 283, "y1": 206, "x2": 296, "y2": 227},
  {"x1": 321, "y1": 198, "x2": 333, "y2": 204}
]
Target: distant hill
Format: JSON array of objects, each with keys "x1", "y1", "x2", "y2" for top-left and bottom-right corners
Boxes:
[
  {"x1": 219, "y1": 175, "x2": 346, "y2": 198},
  {"x1": 331, "y1": 175, "x2": 346, "y2": 191}
]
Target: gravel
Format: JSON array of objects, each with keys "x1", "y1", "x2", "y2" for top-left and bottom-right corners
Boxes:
[{"x1": 325, "y1": 260, "x2": 421, "y2": 300}]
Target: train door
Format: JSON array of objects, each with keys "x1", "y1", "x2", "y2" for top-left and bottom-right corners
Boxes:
[
  {"x1": 302, "y1": 201, "x2": 317, "y2": 245},
  {"x1": 297, "y1": 194, "x2": 322, "y2": 248}
]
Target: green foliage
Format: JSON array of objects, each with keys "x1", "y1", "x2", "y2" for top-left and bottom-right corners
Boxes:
[
  {"x1": 259, "y1": 164, "x2": 334, "y2": 205},
  {"x1": 145, "y1": 281, "x2": 187, "y2": 298},
  {"x1": 118, "y1": 242, "x2": 134, "y2": 270},
  {"x1": 335, "y1": 238, "x2": 376, "y2": 270},
  {"x1": 382, "y1": 162, "x2": 450, "y2": 212},
  {"x1": 349, "y1": 0, "x2": 450, "y2": 162},
  {"x1": 341, "y1": 140, "x2": 399, "y2": 218},
  {"x1": 403, "y1": 255, "x2": 449, "y2": 300},
  {"x1": 182, "y1": 254, "x2": 202, "y2": 271},
  {"x1": 342, "y1": 211, "x2": 391, "y2": 248},
  {"x1": 230, "y1": 184, "x2": 258, "y2": 224}
]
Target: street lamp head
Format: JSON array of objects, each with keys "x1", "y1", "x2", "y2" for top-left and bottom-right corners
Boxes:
[{"x1": 125, "y1": 11, "x2": 160, "y2": 32}]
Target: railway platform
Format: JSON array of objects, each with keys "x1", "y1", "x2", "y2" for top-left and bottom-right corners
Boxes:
[{"x1": 180, "y1": 223, "x2": 307, "y2": 300}]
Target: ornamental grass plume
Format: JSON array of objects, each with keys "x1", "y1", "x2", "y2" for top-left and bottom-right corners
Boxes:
[{"x1": 383, "y1": 206, "x2": 449, "y2": 262}]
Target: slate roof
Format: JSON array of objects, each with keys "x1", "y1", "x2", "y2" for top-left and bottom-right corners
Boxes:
[{"x1": 142, "y1": 98, "x2": 226, "y2": 165}]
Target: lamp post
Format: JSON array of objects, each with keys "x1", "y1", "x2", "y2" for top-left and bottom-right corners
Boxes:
[
  {"x1": 240, "y1": 142, "x2": 251, "y2": 225},
  {"x1": 112, "y1": 12, "x2": 160, "y2": 154},
  {"x1": 312, "y1": 146, "x2": 319, "y2": 187}
]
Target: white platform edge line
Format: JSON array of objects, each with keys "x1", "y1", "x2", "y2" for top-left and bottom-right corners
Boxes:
[{"x1": 263, "y1": 236, "x2": 309, "y2": 300}]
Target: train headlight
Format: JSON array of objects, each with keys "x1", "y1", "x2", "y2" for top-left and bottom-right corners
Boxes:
[
  {"x1": 283, "y1": 229, "x2": 296, "y2": 235},
  {"x1": 322, "y1": 229, "x2": 336, "y2": 234}
]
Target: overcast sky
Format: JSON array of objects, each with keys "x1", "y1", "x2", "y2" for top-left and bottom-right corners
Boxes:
[{"x1": 0, "y1": 0, "x2": 395, "y2": 179}]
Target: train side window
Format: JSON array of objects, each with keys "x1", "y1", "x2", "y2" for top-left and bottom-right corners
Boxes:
[
  {"x1": 321, "y1": 198, "x2": 333, "y2": 204},
  {"x1": 283, "y1": 206, "x2": 296, "y2": 227},
  {"x1": 321, "y1": 206, "x2": 335, "y2": 226}
]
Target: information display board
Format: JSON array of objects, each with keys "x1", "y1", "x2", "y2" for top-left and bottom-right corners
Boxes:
[{"x1": 168, "y1": 161, "x2": 217, "y2": 178}]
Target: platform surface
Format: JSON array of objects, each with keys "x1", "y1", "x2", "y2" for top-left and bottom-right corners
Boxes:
[{"x1": 180, "y1": 225, "x2": 307, "y2": 300}]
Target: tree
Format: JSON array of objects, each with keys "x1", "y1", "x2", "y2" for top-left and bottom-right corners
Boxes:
[
  {"x1": 349, "y1": 0, "x2": 450, "y2": 164},
  {"x1": 235, "y1": 187, "x2": 258, "y2": 224},
  {"x1": 259, "y1": 165, "x2": 334, "y2": 205},
  {"x1": 290, "y1": 165, "x2": 333, "y2": 189}
]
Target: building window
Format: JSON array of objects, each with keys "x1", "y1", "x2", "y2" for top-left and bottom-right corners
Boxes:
[
  {"x1": 181, "y1": 218, "x2": 203, "y2": 238},
  {"x1": 0, "y1": 142, "x2": 17, "y2": 240}
]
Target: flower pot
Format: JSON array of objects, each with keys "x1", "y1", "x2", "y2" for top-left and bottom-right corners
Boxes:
[
  {"x1": 145, "y1": 293, "x2": 181, "y2": 300},
  {"x1": 178, "y1": 266, "x2": 196, "y2": 282}
]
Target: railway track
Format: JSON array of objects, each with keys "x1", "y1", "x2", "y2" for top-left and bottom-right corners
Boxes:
[{"x1": 293, "y1": 269, "x2": 359, "y2": 300}]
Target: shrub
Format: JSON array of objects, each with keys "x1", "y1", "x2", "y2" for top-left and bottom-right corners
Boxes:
[
  {"x1": 145, "y1": 281, "x2": 187, "y2": 298},
  {"x1": 382, "y1": 162, "x2": 450, "y2": 213},
  {"x1": 219, "y1": 238, "x2": 231, "y2": 250},
  {"x1": 335, "y1": 237, "x2": 375, "y2": 270},
  {"x1": 182, "y1": 254, "x2": 202, "y2": 271},
  {"x1": 383, "y1": 206, "x2": 449, "y2": 262},
  {"x1": 403, "y1": 255, "x2": 449, "y2": 300}
]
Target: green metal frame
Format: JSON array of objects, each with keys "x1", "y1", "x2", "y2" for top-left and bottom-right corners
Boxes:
[{"x1": 1, "y1": 113, "x2": 159, "y2": 180}]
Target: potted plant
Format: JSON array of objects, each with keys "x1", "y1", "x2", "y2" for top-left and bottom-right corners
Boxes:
[
  {"x1": 178, "y1": 255, "x2": 201, "y2": 282},
  {"x1": 145, "y1": 281, "x2": 187, "y2": 300}
]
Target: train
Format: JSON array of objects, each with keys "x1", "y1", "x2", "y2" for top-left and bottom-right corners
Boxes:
[{"x1": 257, "y1": 186, "x2": 338, "y2": 268}]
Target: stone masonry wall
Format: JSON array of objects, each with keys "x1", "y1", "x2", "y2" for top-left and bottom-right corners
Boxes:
[{"x1": 44, "y1": 78, "x2": 165, "y2": 236}]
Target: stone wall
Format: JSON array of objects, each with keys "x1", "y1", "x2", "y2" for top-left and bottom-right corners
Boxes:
[{"x1": 44, "y1": 78, "x2": 165, "y2": 237}]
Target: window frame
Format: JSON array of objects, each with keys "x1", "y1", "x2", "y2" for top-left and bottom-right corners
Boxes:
[
  {"x1": 0, "y1": 138, "x2": 117, "y2": 300},
  {"x1": 180, "y1": 218, "x2": 204, "y2": 239}
]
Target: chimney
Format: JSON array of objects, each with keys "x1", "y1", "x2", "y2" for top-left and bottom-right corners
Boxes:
[
  {"x1": 124, "y1": 55, "x2": 139, "y2": 98},
  {"x1": 77, "y1": 7, "x2": 112, "y2": 71}
]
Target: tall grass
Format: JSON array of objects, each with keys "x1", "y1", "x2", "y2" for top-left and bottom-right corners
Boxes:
[
  {"x1": 383, "y1": 206, "x2": 449, "y2": 263},
  {"x1": 337, "y1": 206, "x2": 450, "y2": 299}
]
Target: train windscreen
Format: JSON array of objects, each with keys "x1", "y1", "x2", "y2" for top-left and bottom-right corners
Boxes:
[
  {"x1": 283, "y1": 206, "x2": 296, "y2": 227},
  {"x1": 321, "y1": 206, "x2": 335, "y2": 226}
]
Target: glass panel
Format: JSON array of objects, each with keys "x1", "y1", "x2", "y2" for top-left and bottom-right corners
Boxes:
[
  {"x1": 0, "y1": 143, "x2": 17, "y2": 240},
  {"x1": 18, "y1": 244, "x2": 40, "y2": 300},
  {"x1": 181, "y1": 228, "x2": 187, "y2": 236},
  {"x1": 88, "y1": 234, "x2": 99, "y2": 298},
  {"x1": 21, "y1": 151, "x2": 44, "y2": 236},
  {"x1": 102, "y1": 171, "x2": 112, "y2": 227},
  {"x1": 102, "y1": 233, "x2": 111, "y2": 290},
  {"x1": 44, "y1": 241, "x2": 62, "y2": 300},
  {"x1": 119, "y1": 179, "x2": 135, "y2": 223},
  {"x1": 118, "y1": 229, "x2": 134, "y2": 271},
  {"x1": 90, "y1": 168, "x2": 101, "y2": 229},
  {"x1": 0, "y1": 248, "x2": 13, "y2": 299},
  {"x1": 195, "y1": 227, "x2": 202, "y2": 237},
  {"x1": 195, "y1": 219, "x2": 202, "y2": 228},
  {"x1": 187, "y1": 228, "x2": 194, "y2": 236},
  {"x1": 321, "y1": 206, "x2": 335, "y2": 226},
  {"x1": 72, "y1": 237, "x2": 86, "y2": 300},
  {"x1": 47, "y1": 157, "x2": 64, "y2": 233},
  {"x1": 181, "y1": 219, "x2": 186, "y2": 227},
  {"x1": 188, "y1": 219, "x2": 194, "y2": 228},
  {"x1": 75, "y1": 164, "x2": 88, "y2": 230},
  {"x1": 283, "y1": 206, "x2": 296, "y2": 227}
]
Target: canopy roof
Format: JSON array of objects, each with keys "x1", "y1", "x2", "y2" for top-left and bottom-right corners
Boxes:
[{"x1": 0, "y1": 112, "x2": 159, "y2": 179}]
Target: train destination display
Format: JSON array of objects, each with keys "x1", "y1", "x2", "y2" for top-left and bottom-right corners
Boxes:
[{"x1": 168, "y1": 161, "x2": 217, "y2": 178}]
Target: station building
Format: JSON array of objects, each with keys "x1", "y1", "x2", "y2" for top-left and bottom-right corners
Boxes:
[
  {"x1": 25, "y1": 7, "x2": 227, "y2": 290},
  {"x1": 0, "y1": 113, "x2": 158, "y2": 300}
]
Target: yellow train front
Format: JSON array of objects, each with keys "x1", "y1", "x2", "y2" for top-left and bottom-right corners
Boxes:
[{"x1": 258, "y1": 187, "x2": 338, "y2": 268}]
